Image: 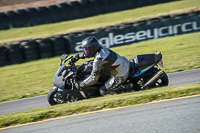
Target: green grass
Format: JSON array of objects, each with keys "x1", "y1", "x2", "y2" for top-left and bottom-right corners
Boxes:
[
  {"x1": 0, "y1": 82, "x2": 200, "y2": 128},
  {"x1": 0, "y1": 32, "x2": 200, "y2": 102},
  {"x1": 0, "y1": 0, "x2": 200, "y2": 44}
]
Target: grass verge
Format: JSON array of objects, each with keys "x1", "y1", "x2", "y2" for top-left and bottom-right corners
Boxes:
[
  {"x1": 0, "y1": 32, "x2": 200, "y2": 102},
  {"x1": 0, "y1": 0, "x2": 200, "y2": 44},
  {"x1": 0, "y1": 82, "x2": 200, "y2": 128}
]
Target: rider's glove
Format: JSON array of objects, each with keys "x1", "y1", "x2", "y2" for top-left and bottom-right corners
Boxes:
[
  {"x1": 74, "y1": 53, "x2": 87, "y2": 61},
  {"x1": 74, "y1": 54, "x2": 80, "y2": 60},
  {"x1": 71, "y1": 57, "x2": 77, "y2": 63},
  {"x1": 79, "y1": 53, "x2": 87, "y2": 59},
  {"x1": 70, "y1": 54, "x2": 79, "y2": 63}
]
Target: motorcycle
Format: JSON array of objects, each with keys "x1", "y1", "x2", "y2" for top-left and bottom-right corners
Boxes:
[{"x1": 47, "y1": 52, "x2": 168, "y2": 106}]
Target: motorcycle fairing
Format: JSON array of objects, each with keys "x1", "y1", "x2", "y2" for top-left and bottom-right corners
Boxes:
[
  {"x1": 53, "y1": 63, "x2": 67, "y2": 89},
  {"x1": 132, "y1": 64, "x2": 154, "y2": 77},
  {"x1": 58, "y1": 88, "x2": 66, "y2": 92}
]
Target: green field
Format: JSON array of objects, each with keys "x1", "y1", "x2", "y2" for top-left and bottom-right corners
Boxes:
[
  {"x1": 0, "y1": 0, "x2": 200, "y2": 45},
  {"x1": 0, "y1": 32, "x2": 200, "y2": 102},
  {"x1": 0, "y1": 82, "x2": 200, "y2": 128}
]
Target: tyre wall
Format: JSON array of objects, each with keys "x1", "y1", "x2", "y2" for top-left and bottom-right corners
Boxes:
[
  {"x1": 0, "y1": 10, "x2": 200, "y2": 67},
  {"x1": 0, "y1": 0, "x2": 176, "y2": 30}
]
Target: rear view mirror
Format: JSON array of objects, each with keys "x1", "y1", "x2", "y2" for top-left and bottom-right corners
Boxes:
[{"x1": 60, "y1": 54, "x2": 68, "y2": 61}]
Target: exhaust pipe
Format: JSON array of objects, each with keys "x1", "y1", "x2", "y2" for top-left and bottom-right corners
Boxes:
[{"x1": 141, "y1": 69, "x2": 164, "y2": 89}]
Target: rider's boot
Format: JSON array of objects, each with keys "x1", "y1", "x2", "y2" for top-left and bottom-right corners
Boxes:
[
  {"x1": 120, "y1": 82, "x2": 134, "y2": 92},
  {"x1": 99, "y1": 86, "x2": 110, "y2": 96},
  {"x1": 100, "y1": 83, "x2": 134, "y2": 96}
]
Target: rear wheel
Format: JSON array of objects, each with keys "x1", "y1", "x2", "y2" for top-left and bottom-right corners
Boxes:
[
  {"x1": 152, "y1": 70, "x2": 168, "y2": 87},
  {"x1": 133, "y1": 68, "x2": 169, "y2": 90},
  {"x1": 144, "y1": 68, "x2": 169, "y2": 88}
]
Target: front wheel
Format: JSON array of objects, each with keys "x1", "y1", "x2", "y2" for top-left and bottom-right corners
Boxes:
[
  {"x1": 47, "y1": 87, "x2": 85, "y2": 106},
  {"x1": 47, "y1": 87, "x2": 66, "y2": 106}
]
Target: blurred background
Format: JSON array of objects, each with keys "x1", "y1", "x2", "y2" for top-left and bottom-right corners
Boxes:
[{"x1": 0, "y1": 0, "x2": 199, "y2": 102}]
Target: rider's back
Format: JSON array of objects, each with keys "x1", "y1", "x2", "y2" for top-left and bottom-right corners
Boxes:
[{"x1": 94, "y1": 46, "x2": 129, "y2": 77}]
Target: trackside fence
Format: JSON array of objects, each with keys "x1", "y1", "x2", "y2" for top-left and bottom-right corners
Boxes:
[
  {"x1": 0, "y1": 0, "x2": 176, "y2": 30},
  {"x1": 0, "y1": 10, "x2": 200, "y2": 67}
]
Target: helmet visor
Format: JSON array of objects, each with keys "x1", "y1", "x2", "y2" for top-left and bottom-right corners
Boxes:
[{"x1": 83, "y1": 48, "x2": 89, "y2": 55}]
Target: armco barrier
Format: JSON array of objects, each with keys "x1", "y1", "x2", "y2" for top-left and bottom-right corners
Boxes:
[
  {"x1": 0, "y1": 0, "x2": 176, "y2": 30},
  {"x1": 0, "y1": 46, "x2": 8, "y2": 66},
  {"x1": 0, "y1": 13, "x2": 6, "y2": 29},
  {"x1": 25, "y1": 8, "x2": 40, "y2": 26},
  {"x1": 37, "y1": 38, "x2": 54, "y2": 58},
  {"x1": 20, "y1": 40, "x2": 40, "y2": 61},
  {"x1": 6, "y1": 43, "x2": 24, "y2": 64},
  {"x1": 0, "y1": 10, "x2": 200, "y2": 66},
  {"x1": 51, "y1": 35, "x2": 71, "y2": 56}
]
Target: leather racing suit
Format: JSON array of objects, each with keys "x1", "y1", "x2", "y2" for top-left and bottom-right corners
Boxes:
[{"x1": 79, "y1": 45, "x2": 130, "y2": 95}]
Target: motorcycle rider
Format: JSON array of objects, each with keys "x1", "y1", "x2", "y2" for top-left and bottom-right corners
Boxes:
[{"x1": 74, "y1": 36, "x2": 130, "y2": 96}]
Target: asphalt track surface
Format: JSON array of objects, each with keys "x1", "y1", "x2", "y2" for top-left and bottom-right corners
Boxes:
[
  {"x1": 0, "y1": 68, "x2": 200, "y2": 115},
  {"x1": 1, "y1": 94, "x2": 200, "y2": 133}
]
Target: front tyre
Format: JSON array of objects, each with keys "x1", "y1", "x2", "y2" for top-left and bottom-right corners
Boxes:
[
  {"x1": 47, "y1": 87, "x2": 65, "y2": 106},
  {"x1": 47, "y1": 87, "x2": 86, "y2": 106}
]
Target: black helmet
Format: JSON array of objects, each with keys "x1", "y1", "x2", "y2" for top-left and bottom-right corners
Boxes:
[{"x1": 82, "y1": 36, "x2": 101, "y2": 57}]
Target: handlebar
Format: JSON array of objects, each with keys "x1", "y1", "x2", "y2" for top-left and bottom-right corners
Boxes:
[
  {"x1": 64, "y1": 56, "x2": 73, "y2": 63},
  {"x1": 60, "y1": 55, "x2": 78, "y2": 75},
  {"x1": 71, "y1": 57, "x2": 77, "y2": 63}
]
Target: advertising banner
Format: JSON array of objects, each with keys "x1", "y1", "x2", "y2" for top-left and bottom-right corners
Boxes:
[{"x1": 68, "y1": 13, "x2": 200, "y2": 53}]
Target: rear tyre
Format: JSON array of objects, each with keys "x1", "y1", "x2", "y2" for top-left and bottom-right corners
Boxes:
[
  {"x1": 153, "y1": 70, "x2": 169, "y2": 87},
  {"x1": 144, "y1": 67, "x2": 169, "y2": 87},
  {"x1": 136, "y1": 68, "x2": 169, "y2": 89}
]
